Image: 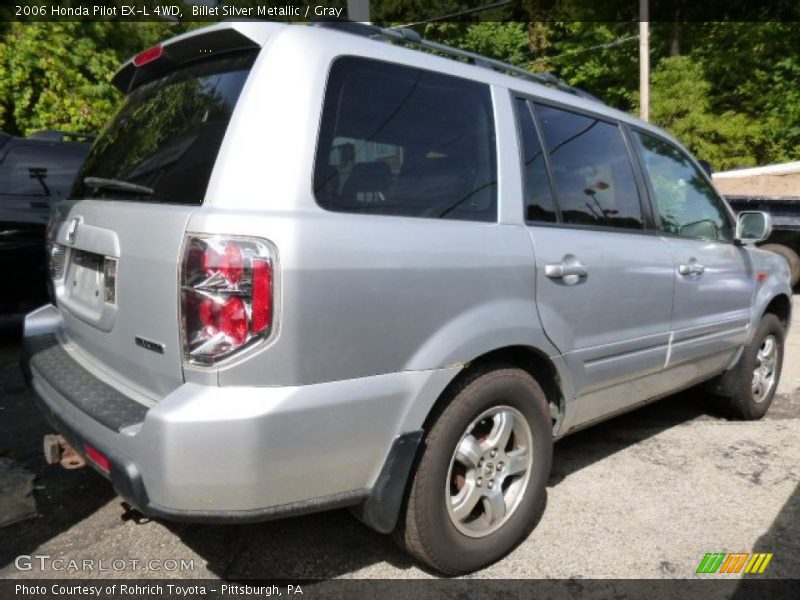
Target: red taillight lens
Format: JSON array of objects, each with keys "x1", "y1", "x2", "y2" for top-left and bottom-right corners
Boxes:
[
  {"x1": 132, "y1": 43, "x2": 163, "y2": 67},
  {"x1": 251, "y1": 259, "x2": 272, "y2": 333},
  {"x1": 199, "y1": 298, "x2": 216, "y2": 328},
  {"x1": 219, "y1": 296, "x2": 248, "y2": 345},
  {"x1": 181, "y1": 236, "x2": 274, "y2": 365},
  {"x1": 201, "y1": 243, "x2": 244, "y2": 285},
  {"x1": 84, "y1": 444, "x2": 110, "y2": 473},
  {"x1": 223, "y1": 244, "x2": 244, "y2": 285}
]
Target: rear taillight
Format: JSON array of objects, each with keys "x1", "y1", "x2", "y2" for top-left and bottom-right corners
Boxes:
[{"x1": 180, "y1": 236, "x2": 275, "y2": 365}]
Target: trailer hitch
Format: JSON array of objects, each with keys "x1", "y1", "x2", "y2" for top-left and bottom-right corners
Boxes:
[{"x1": 43, "y1": 434, "x2": 86, "y2": 469}]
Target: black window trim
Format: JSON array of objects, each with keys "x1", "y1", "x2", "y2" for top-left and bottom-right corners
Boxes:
[
  {"x1": 512, "y1": 91, "x2": 655, "y2": 234},
  {"x1": 511, "y1": 95, "x2": 561, "y2": 224},
  {"x1": 627, "y1": 124, "x2": 739, "y2": 245},
  {"x1": 311, "y1": 54, "x2": 500, "y2": 224},
  {"x1": 619, "y1": 123, "x2": 657, "y2": 230}
]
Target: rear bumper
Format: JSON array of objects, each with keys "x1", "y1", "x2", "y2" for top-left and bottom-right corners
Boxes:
[{"x1": 22, "y1": 307, "x2": 456, "y2": 523}]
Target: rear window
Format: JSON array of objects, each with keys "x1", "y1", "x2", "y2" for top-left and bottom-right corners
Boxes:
[
  {"x1": 71, "y1": 52, "x2": 256, "y2": 204},
  {"x1": 314, "y1": 56, "x2": 497, "y2": 222}
]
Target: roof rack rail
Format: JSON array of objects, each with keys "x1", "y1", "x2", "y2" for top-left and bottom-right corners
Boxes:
[{"x1": 310, "y1": 19, "x2": 602, "y2": 103}]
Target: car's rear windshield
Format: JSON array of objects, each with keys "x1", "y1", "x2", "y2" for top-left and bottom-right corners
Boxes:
[{"x1": 70, "y1": 51, "x2": 256, "y2": 204}]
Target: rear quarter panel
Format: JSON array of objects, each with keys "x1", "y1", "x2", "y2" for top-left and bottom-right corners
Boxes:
[{"x1": 194, "y1": 26, "x2": 565, "y2": 391}]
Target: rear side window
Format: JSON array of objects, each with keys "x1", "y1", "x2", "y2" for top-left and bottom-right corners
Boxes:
[
  {"x1": 314, "y1": 56, "x2": 497, "y2": 222},
  {"x1": 535, "y1": 104, "x2": 644, "y2": 230},
  {"x1": 71, "y1": 51, "x2": 256, "y2": 204}
]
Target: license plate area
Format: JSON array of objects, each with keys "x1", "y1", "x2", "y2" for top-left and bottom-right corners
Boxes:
[{"x1": 65, "y1": 250, "x2": 111, "y2": 315}]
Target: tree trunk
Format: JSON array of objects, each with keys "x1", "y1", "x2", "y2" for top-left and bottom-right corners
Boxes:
[{"x1": 670, "y1": 18, "x2": 681, "y2": 56}]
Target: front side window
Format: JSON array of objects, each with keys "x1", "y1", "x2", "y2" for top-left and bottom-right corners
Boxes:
[
  {"x1": 535, "y1": 103, "x2": 644, "y2": 230},
  {"x1": 634, "y1": 131, "x2": 733, "y2": 241},
  {"x1": 314, "y1": 56, "x2": 497, "y2": 222}
]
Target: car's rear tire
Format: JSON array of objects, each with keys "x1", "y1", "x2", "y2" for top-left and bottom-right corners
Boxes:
[
  {"x1": 395, "y1": 364, "x2": 553, "y2": 575},
  {"x1": 761, "y1": 244, "x2": 800, "y2": 288},
  {"x1": 721, "y1": 314, "x2": 784, "y2": 420}
]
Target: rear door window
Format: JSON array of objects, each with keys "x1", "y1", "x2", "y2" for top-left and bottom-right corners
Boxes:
[
  {"x1": 71, "y1": 51, "x2": 256, "y2": 205},
  {"x1": 314, "y1": 56, "x2": 497, "y2": 222},
  {"x1": 534, "y1": 103, "x2": 644, "y2": 230}
]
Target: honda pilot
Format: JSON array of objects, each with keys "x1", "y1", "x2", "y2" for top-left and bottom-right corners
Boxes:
[{"x1": 22, "y1": 21, "x2": 791, "y2": 574}]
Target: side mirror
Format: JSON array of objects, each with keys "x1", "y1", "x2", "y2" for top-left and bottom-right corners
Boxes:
[
  {"x1": 736, "y1": 211, "x2": 772, "y2": 244},
  {"x1": 698, "y1": 160, "x2": 713, "y2": 176}
]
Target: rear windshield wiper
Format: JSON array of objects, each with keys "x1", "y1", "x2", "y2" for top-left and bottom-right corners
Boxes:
[{"x1": 83, "y1": 177, "x2": 154, "y2": 195}]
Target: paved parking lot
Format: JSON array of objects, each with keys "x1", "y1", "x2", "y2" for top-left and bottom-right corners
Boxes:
[{"x1": 0, "y1": 305, "x2": 798, "y2": 580}]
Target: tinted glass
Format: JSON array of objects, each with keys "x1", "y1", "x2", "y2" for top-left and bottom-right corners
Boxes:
[
  {"x1": 0, "y1": 145, "x2": 86, "y2": 197},
  {"x1": 314, "y1": 57, "x2": 497, "y2": 222},
  {"x1": 71, "y1": 52, "x2": 256, "y2": 204},
  {"x1": 516, "y1": 98, "x2": 556, "y2": 223},
  {"x1": 634, "y1": 131, "x2": 733, "y2": 241},
  {"x1": 535, "y1": 104, "x2": 644, "y2": 230}
]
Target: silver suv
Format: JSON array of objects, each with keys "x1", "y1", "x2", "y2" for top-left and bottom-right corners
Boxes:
[{"x1": 22, "y1": 21, "x2": 791, "y2": 574}]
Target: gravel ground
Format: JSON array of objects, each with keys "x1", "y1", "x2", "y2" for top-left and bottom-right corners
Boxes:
[{"x1": 0, "y1": 305, "x2": 798, "y2": 580}]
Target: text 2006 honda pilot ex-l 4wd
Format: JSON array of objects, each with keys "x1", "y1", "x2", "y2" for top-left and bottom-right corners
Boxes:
[{"x1": 22, "y1": 21, "x2": 791, "y2": 574}]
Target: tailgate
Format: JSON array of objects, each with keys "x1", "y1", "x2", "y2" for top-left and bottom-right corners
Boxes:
[
  {"x1": 52, "y1": 200, "x2": 193, "y2": 399},
  {"x1": 45, "y1": 44, "x2": 262, "y2": 400}
]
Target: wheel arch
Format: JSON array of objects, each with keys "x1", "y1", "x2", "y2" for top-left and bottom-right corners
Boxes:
[
  {"x1": 762, "y1": 293, "x2": 792, "y2": 328},
  {"x1": 354, "y1": 344, "x2": 567, "y2": 535},
  {"x1": 709, "y1": 291, "x2": 791, "y2": 399},
  {"x1": 421, "y1": 345, "x2": 568, "y2": 437}
]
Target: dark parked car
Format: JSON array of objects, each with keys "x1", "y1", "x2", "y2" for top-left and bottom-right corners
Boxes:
[{"x1": 0, "y1": 130, "x2": 92, "y2": 311}]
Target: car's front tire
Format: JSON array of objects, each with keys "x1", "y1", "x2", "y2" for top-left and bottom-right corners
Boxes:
[{"x1": 395, "y1": 365, "x2": 553, "y2": 575}]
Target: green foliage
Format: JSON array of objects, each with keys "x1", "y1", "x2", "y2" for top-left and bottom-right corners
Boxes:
[
  {"x1": 0, "y1": 18, "x2": 797, "y2": 169},
  {"x1": 647, "y1": 55, "x2": 759, "y2": 169},
  {"x1": 421, "y1": 22, "x2": 533, "y2": 68},
  {"x1": 0, "y1": 21, "x2": 181, "y2": 136},
  {"x1": 533, "y1": 22, "x2": 640, "y2": 110},
  {"x1": 421, "y1": 20, "x2": 800, "y2": 168}
]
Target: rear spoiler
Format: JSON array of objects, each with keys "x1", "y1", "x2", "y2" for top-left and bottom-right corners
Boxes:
[{"x1": 112, "y1": 22, "x2": 278, "y2": 94}]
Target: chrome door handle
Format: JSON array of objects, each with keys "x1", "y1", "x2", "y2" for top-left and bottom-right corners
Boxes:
[
  {"x1": 678, "y1": 262, "x2": 705, "y2": 276},
  {"x1": 545, "y1": 262, "x2": 588, "y2": 279}
]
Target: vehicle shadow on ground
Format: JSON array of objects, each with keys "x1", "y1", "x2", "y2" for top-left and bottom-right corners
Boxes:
[
  {"x1": 548, "y1": 389, "x2": 725, "y2": 487},
  {"x1": 736, "y1": 483, "x2": 800, "y2": 583},
  {"x1": 0, "y1": 323, "x2": 116, "y2": 569},
  {"x1": 165, "y1": 510, "x2": 421, "y2": 579}
]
